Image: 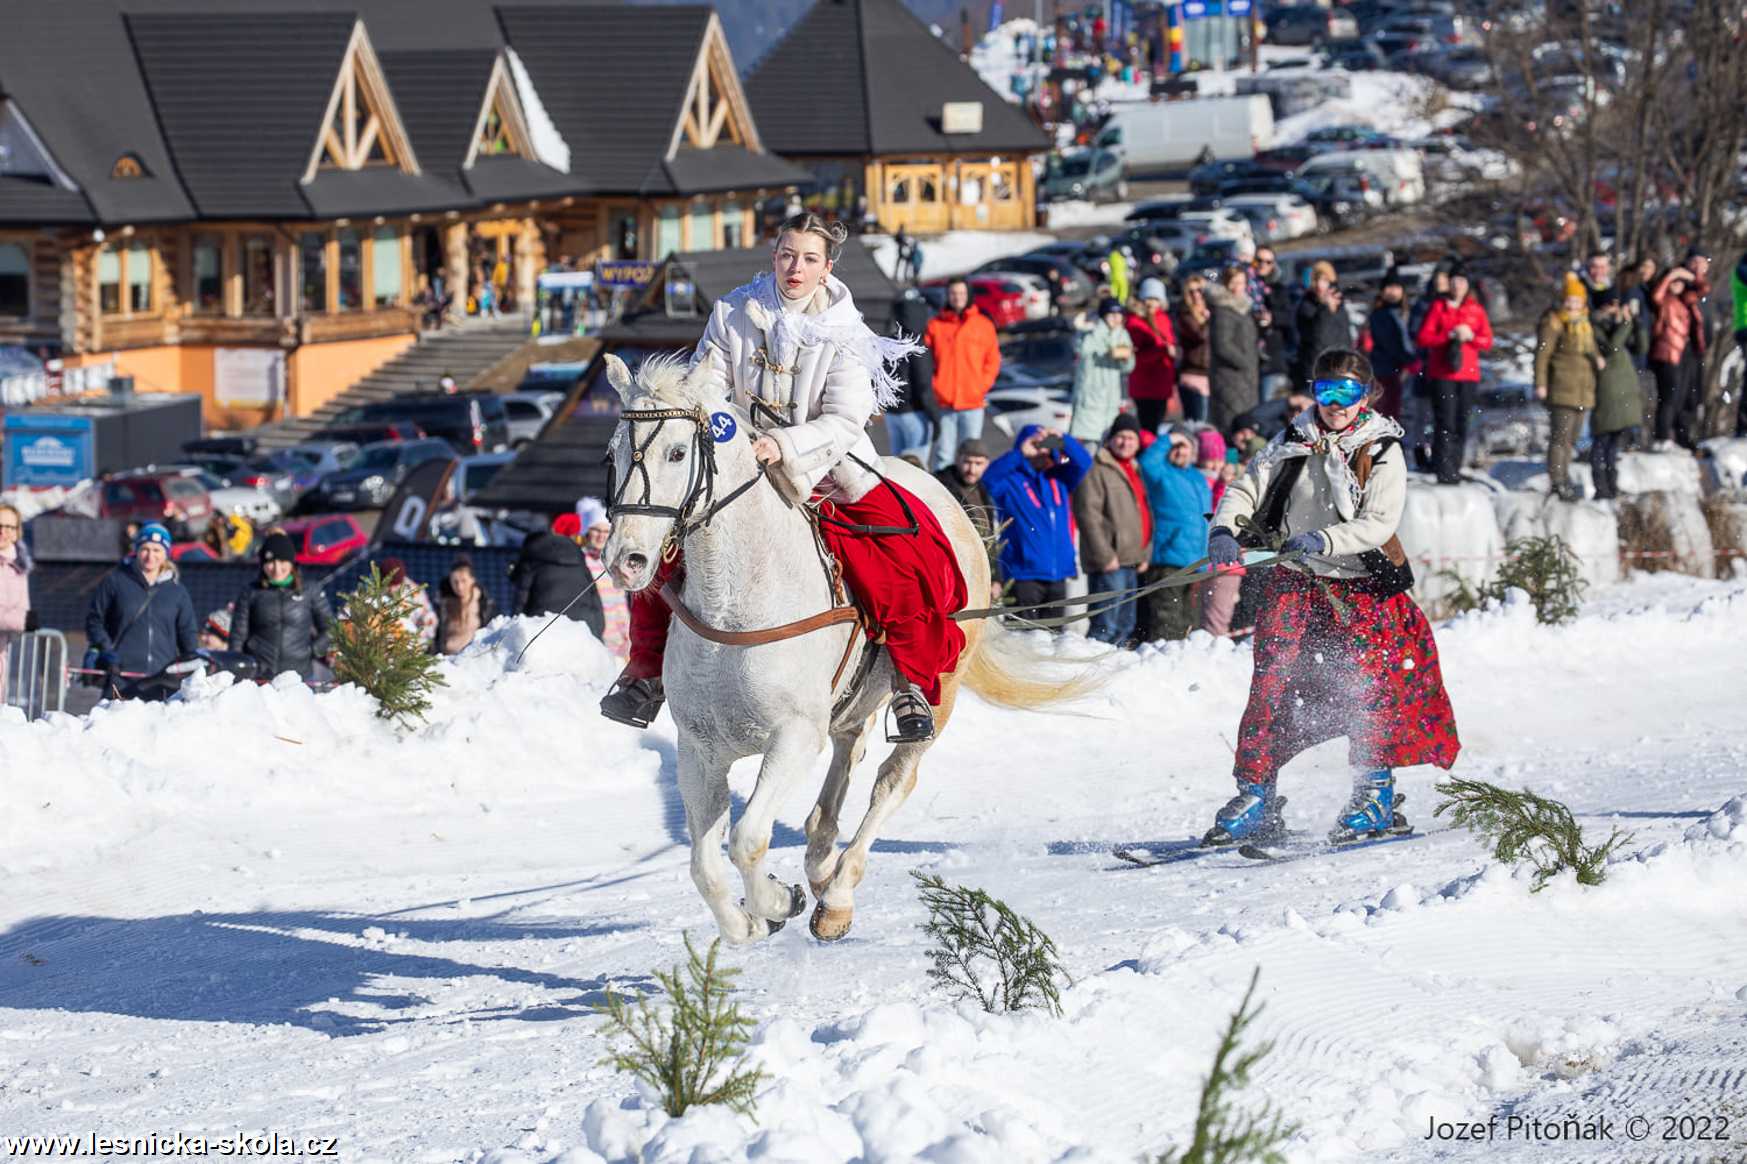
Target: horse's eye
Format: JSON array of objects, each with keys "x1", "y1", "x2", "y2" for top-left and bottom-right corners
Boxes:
[{"x1": 667, "y1": 445, "x2": 687, "y2": 463}]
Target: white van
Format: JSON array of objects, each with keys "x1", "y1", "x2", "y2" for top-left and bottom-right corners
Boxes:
[
  {"x1": 1092, "y1": 95, "x2": 1274, "y2": 175},
  {"x1": 1299, "y1": 148, "x2": 1426, "y2": 207}
]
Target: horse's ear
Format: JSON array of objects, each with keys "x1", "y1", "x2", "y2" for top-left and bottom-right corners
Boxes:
[{"x1": 603, "y1": 353, "x2": 635, "y2": 404}]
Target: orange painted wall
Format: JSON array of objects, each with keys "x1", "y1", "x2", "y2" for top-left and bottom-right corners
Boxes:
[{"x1": 289, "y1": 333, "x2": 416, "y2": 417}]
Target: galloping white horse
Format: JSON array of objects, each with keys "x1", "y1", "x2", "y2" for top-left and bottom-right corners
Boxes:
[{"x1": 602, "y1": 352, "x2": 1081, "y2": 943}]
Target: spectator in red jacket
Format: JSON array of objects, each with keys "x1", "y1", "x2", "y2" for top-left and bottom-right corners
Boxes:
[
  {"x1": 1414, "y1": 271, "x2": 1494, "y2": 484},
  {"x1": 1124, "y1": 278, "x2": 1180, "y2": 433}
]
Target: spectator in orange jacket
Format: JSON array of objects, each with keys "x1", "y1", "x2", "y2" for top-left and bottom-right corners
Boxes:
[
  {"x1": 1414, "y1": 271, "x2": 1493, "y2": 484},
  {"x1": 924, "y1": 278, "x2": 1001, "y2": 469}
]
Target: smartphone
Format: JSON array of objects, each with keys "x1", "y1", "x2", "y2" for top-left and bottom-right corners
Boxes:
[{"x1": 1038, "y1": 434, "x2": 1066, "y2": 452}]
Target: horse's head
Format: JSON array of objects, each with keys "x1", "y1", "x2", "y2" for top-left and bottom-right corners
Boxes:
[{"x1": 602, "y1": 351, "x2": 744, "y2": 591}]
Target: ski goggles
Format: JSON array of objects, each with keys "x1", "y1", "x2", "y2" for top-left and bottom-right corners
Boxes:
[{"x1": 1310, "y1": 377, "x2": 1369, "y2": 407}]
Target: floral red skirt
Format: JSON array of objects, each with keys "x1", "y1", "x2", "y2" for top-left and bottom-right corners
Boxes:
[
  {"x1": 627, "y1": 479, "x2": 967, "y2": 703},
  {"x1": 1232, "y1": 568, "x2": 1460, "y2": 784}
]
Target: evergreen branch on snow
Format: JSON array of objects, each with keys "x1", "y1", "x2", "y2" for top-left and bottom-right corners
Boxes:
[
  {"x1": 911, "y1": 871, "x2": 1069, "y2": 1016},
  {"x1": 1438, "y1": 534, "x2": 1587, "y2": 625},
  {"x1": 596, "y1": 932, "x2": 765, "y2": 1119},
  {"x1": 1434, "y1": 777, "x2": 1631, "y2": 891},
  {"x1": 333, "y1": 564, "x2": 446, "y2": 726},
  {"x1": 1159, "y1": 967, "x2": 1297, "y2": 1164}
]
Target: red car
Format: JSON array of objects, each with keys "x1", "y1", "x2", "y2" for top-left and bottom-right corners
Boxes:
[
  {"x1": 923, "y1": 276, "x2": 1031, "y2": 329},
  {"x1": 276, "y1": 514, "x2": 369, "y2": 566},
  {"x1": 100, "y1": 471, "x2": 214, "y2": 540}
]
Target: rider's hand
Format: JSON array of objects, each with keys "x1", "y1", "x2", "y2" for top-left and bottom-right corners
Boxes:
[
  {"x1": 1208, "y1": 529, "x2": 1243, "y2": 568},
  {"x1": 1283, "y1": 530, "x2": 1327, "y2": 556},
  {"x1": 752, "y1": 436, "x2": 783, "y2": 465}
]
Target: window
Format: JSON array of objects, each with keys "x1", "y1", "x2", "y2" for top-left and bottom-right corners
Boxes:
[
  {"x1": 336, "y1": 229, "x2": 363, "y2": 310},
  {"x1": 127, "y1": 243, "x2": 152, "y2": 312},
  {"x1": 192, "y1": 234, "x2": 222, "y2": 315},
  {"x1": 310, "y1": 521, "x2": 349, "y2": 551},
  {"x1": 299, "y1": 232, "x2": 326, "y2": 312},
  {"x1": 688, "y1": 202, "x2": 714, "y2": 252},
  {"x1": 99, "y1": 247, "x2": 121, "y2": 315},
  {"x1": 656, "y1": 207, "x2": 681, "y2": 258},
  {"x1": 614, "y1": 214, "x2": 638, "y2": 259},
  {"x1": 370, "y1": 227, "x2": 400, "y2": 307},
  {"x1": 890, "y1": 178, "x2": 911, "y2": 204},
  {"x1": 166, "y1": 479, "x2": 205, "y2": 503},
  {"x1": 243, "y1": 235, "x2": 275, "y2": 315},
  {"x1": 0, "y1": 242, "x2": 26, "y2": 317},
  {"x1": 721, "y1": 203, "x2": 743, "y2": 249}
]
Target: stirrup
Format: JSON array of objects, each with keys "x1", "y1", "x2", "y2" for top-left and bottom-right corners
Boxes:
[
  {"x1": 600, "y1": 675, "x2": 664, "y2": 729},
  {"x1": 886, "y1": 685, "x2": 936, "y2": 743}
]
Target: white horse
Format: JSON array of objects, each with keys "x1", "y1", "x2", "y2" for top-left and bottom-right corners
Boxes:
[{"x1": 602, "y1": 352, "x2": 1085, "y2": 944}]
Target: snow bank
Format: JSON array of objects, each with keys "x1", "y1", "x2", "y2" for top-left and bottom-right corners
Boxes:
[
  {"x1": 1490, "y1": 492, "x2": 1622, "y2": 588},
  {"x1": 1272, "y1": 72, "x2": 1443, "y2": 146},
  {"x1": 1617, "y1": 450, "x2": 1704, "y2": 496},
  {"x1": 1397, "y1": 480, "x2": 1503, "y2": 609},
  {"x1": 0, "y1": 483, "x2": 84, "y2": 523},
  {"x1": 1702, "y1": 493, "x2": 1747, "y2": 577},
  {"x1": 1040, "y1": 200, "x2": 1135, "y2": 230},
  {"x1": 1701, "y1": 436, "x2": 1747, "y2": 491},
  {"x1": 1617, "y1": 491, "x2": 1716, "y2": 579},
  {"x1": 861, "y1": 231, "x2": 1055, "y2": 282}
]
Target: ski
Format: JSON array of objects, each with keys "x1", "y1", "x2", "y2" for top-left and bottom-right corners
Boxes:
[
  {"x1": 1238, "y1": 828, "x2": 1426, "y2": 865},
  {"x1": 1113, "y1": 831, "x2": 1310, "y2": 868}
]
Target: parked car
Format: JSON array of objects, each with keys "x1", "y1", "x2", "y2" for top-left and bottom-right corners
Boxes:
[
  {"x1": 1090, "y1": 95, "x2": 1274, "y2": 174},
  {"x1": 450, "y1": 451, "x2": 516, "y2": 504},
  {"x1": 1252, "y1": 143, "x2": 1334, "y2": 172},
  {"x1": 1300, "y1": 148, "x2": 1425, "y2": 207},
  {"x1": 1277, "y1": 246, "x2": 1397, "y2": 293},
  {"x1": 1120, "y1": 220, "x2": 1214, "y2": 261},
  {"x1": 182, "y1": 435, "x2": 258, "y2": 459},
  {"x1": 1372, "y1": 15, "x2": 1463, "y2": 61},
  {"x1": 1175, "y1": 208, "x2": 1254, "y2": 244},
  {"x1": 170, "y1": 467, "x2": 283, "y2": 526},
  {"x1": 919, "y1": 276, "x2": 1032, "y2": 329},
  {"x1": 1188, "y1": 159, "x2": 1267, "y2": 197},
  {"x1": 238, "y1": 442, "x2": 359, "y2": 511},
  {"x1": 1041, "y1": 148, "x2": 1128, "y2": 203},
  {"x1": 99, "y1": 470, "x2": 214, "y2": 540},
  {"x1": 1302, "y1": 124, "x2": 1401, "y2": 151},
  {"x1": 1218, "y1": 172, "x2": 1322, "y2": 200},
  {"x1": 1414, "y1": 135, "x2": 1516, "y2": 185},
  {"x1": 276, "y1": 514, "x2": 370, "y2": 566},
  {"x1": 1177, "y1": 238, "x2": 1249, "y2": 277},
  {"x1": 985, "y1": 381, "x2": 1073, "y2": 439},
  {"x1": 316, "y1": 420, "x2": 426, "y2": 446},
  {"x1": 1320, "y1": 38, "x2": 1388, "y2": 71},
  {"x1": 330, "y1": 393, "x2": 511, "y2": 456},
  {"x1": 306, "y1": 438, "x2": 457, "y2": 510},
  {"x1": 502, "y1": 390, "x2": 563, "y2": 447},
  {"x1": 997, "y1": 319, "x2": 1078, "y2": 385},
  {"x1": 1265, "y1": 4, "x2": 1358, "y2": 46},
  {"x1": 990, "y1": 253, "x2": 1096, "y2": 310},
  {"x1": 1224, "y1": 193, "x2": 1319, "y2": 241},
  {"x1": 1416, "y1": 44, "x2": 1493, "y2": 90}
]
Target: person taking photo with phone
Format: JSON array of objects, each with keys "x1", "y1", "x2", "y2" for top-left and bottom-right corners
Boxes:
[{"x1": 983, "y1": 424, "x2": 1092, "y2": 625}]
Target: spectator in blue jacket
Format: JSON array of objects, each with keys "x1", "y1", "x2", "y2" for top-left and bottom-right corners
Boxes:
[
  {"x1": 85, "y1": 522, "x2": 198, "y2": 699},
  {"x1": 1137, "y1": 429, "x2": 1212, "y2": 640},
  {"x1": 982, "y1": 424, "x2": 1092, "y2": 625}
]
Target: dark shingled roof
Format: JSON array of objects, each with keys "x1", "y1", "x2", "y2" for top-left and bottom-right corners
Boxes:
[
  {"x1": 379, "y1": 48, "x2": 498, "y2": 172},
  {"x1": 0, "y1": 176, "x2": 94, "y2": 224},
  {"x1": 659, "y1": 145, "x2": 810, "y2": 197},
  {"x1": 477, "y1": 243, "x2": 901, "y2": 513},
  {"x1": 462, "y1": 155, "x2": 582, "y2": 201},
  {"x1": 746, "y1": 0, "x2": 1050, "y2": 157}
]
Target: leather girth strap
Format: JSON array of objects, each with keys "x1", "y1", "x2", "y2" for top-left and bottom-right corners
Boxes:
[{"x1": 659, "y1": 584, "x2": 872, "y2": 690}]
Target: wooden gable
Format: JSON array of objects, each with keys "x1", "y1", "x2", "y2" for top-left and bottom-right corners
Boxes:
[
  {"x1": 667, "y1": 13, "x2": 762, "y2": 157},
  {"x1": 303, "y1": 20, "x2": 420, "y2": 181},
  {"x1": 464, "y1": 54, "x2": 538, "y2": 167}
]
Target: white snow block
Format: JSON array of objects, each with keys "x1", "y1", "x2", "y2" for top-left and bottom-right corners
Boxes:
[
  {"x1": 1398, "y1": 479, "x2": 1503, "y2": 608},
  {"x1": 1701, "y1": 493, "x2": 1747, "y2": 577},
  {"x1": 1618, "y1": 490, "x2": 1716, "y2": 578},
  {"x1": 1490, "y1": 491, "x2": 1622, "y2": 588},
  {"x1": 1617, "y1": 450, "x2": 1704, "y2": 496},
  {"x1": 1701, "y1": 437, "x2": 1747, "y2": 492}
]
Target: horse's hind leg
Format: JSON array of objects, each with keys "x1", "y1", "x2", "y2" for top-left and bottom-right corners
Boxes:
[
  {"x1": 677, "y1": 736, "x2": 759, "y2": 945},
  {"x1": 728, "y1": 718, "x2": 823, "y2": 936},
  {"x1": 805, "y1": 715, "x2": 874, "y2": 898}
]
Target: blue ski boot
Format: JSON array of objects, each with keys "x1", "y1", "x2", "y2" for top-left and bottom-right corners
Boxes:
[
  {"x1": 1331, "y1": 769, "x2": 1410, "y2": 843},
  {"x1": 1202, "y1": 782, "x2": 1287, "y2": 847}
]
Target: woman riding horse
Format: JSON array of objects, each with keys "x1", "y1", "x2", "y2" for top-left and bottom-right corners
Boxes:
[{"x1": 599, "y1": 213, "x2": 967, "y2": 742}]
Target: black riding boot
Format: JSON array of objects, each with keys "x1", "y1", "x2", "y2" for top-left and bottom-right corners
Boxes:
[
  {"x1": 887, "y1": 681, "x2": 936, "y2": 743},
  {"x1": 600, "y1": 674, "x2": 664, "y2": 728}
]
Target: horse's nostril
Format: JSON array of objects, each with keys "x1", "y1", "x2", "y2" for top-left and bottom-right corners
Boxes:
[{"x1": 625, "y1": 552, "x2": 648, "y2": 574}]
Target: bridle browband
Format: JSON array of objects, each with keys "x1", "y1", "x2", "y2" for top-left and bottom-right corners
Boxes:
[{"x1": 606, "y1": 405, "x2": 765, "y2": 538}]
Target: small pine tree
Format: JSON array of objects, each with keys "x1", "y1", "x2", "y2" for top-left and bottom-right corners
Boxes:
[
  {"x1": 597, "y1": 933, "x2": 765, "y2": 1119},
  {"x1": 1434, "y1": 777, "x2": 1631, "y2": 891},
  {"x1": 1159, "y1": 967, "x2": 1298, "y2": 1164},
  {"x1": 1437, "y1": 535, "x2": 1587, "y2": 625},
  {"x1": 911, "y1": 870, "x2": 1069, "y2": 1016},
  {"x1": 332, "y1": 564, "x2": 446, "y2": 726}
]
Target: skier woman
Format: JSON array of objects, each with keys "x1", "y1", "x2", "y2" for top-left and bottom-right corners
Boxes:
[{"x1": 1202, "y1": 348, "x2": 1460, "y2": 846}]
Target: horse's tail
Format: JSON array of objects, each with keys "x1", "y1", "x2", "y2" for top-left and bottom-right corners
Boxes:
[{"x1": 959, "y1": 619, "x2": 1107, "y2": 712}]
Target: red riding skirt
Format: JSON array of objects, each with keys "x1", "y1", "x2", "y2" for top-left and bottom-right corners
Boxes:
[
  {"x1": 1232, "y1": 568, "x2": 1460, "y2": 784},
  {"x1": 626, "y1": 479, "x2": 968, "y2": 703}
]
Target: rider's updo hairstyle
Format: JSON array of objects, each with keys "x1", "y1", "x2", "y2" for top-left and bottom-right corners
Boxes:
[
  {"x1": 775, "y1": 212, "x2": 849, "y2": 262},
  {"x1": 1311, "y1": 348, "x2": 1376, "y2": 395}
]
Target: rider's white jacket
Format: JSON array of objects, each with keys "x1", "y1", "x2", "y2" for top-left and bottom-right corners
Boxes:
[{"x1": 688, "y1": 272, "x2": 887, "y2": 505}]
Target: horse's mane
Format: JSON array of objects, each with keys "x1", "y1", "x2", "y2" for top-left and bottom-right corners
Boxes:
[{"x1": 630, "y1": 351, "x2": 720, "y2": 412}]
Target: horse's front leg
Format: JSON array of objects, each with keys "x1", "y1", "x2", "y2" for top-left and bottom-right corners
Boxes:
[
  {"x1": 676, "y1": 736, "x2": 759, "y2": 944},
  {"x1": 729, "y1": 717, "x2": 822, "y2": 935}
]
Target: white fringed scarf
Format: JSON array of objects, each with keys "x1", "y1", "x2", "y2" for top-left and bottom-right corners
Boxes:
[
  {"x1": 1251, "y1": 408, "x2": 1406, "y2": 521},
  {"x1": 730, "y1": 271, "x2": 923, "y2": 413}
]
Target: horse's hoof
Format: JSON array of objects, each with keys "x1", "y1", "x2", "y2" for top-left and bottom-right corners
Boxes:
[
  {"x1": 783, "y1": 880, "x2": 807, "y2": 919},
  {"x1": 810, "y1": 902, "x2": 853, "y2": 942}
]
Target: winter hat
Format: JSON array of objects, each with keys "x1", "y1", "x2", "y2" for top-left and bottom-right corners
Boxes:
[
  {"x1": 1310, "y1": 260, "x2": 1338, "y2": 285},
  {"x1": 1099, "y1": 297, "x2": 1124, "y2": 317},
  {"x1": 378, "y1": 556, "x2": 407, "y2": 586},
  {"x1": 1106, "y1": 412, "x2": 1142, "y2": 441},
  {"x1": 1381, "y1": 267, "x2": 1406, "y2": 290},
  {"x1": 551, "y1": 512, "x2": 582, "y2": 539},
  {"x1": 259, "y1": 530, "x2": 297, "y2": 564},
  {"x1": 1561, "y1": 271, "x2": 1588, "y2": 302},
  {"x1": 203, "y1": 606, "x2": 232, "y2": 643},
  {"x1": 1235, "y1": 237, "x2": 1257, "y2": 262},
  {"x1": 955, "y1": 438, "x2": 990, "y2": 460},
  {"x1": 1137, "y1": 277, "x2": 1168, "y2": 304},
  {"x1": 575, "y1": 495, "x2": 610, "y2": 532},
  {"x1": 134, "y1": 522, "x2": 171, "y2": 552},
  {"x1": 1196, "y1": 429, "x2": 1227, "y2": 464}
]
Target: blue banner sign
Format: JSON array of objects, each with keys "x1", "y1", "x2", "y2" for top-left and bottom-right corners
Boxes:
[
  {"x1": 594, "y1": 260, "x2": 659, "y2": 289},
  {"x1": 3, "y1": 413, "x2": 93, "y2": 488}
]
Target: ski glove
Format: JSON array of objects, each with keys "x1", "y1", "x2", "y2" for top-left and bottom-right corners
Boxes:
[
  {"x1": 1208, "y1": 529, "x2": 1243, "y2": 567},
  {"x1": 1283, "y1": 530, "x2": 1328, "y2": 556}
]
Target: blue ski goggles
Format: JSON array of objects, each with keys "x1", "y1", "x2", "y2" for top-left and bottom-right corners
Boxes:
[{"x1": 1311, "y1": 377, "x2": 1369, "y2": 407}]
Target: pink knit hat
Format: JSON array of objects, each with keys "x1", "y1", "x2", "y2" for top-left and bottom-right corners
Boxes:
[{"x1": 1196, "y1": 429, "x2": 1227, "y2": 463}]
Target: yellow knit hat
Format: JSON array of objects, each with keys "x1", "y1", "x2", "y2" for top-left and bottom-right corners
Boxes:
[{"x1": 1562, "y1": 272, "x2": 1588, "y2": 302}]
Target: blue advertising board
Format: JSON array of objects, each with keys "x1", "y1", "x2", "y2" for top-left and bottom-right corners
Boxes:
[{"x1": 3, "y1": 413, "x2": 94, "y2": 488}]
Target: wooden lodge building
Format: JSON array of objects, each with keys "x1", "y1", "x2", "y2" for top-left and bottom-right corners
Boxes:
[
  {"x1": 0, "y1": 0, "x2": 807, "y2": 428},
  {"x1": 745, "y1": 0, "x2": 1051, "y2": 235}
]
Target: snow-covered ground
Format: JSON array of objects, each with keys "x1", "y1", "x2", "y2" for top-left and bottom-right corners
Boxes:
[
  {"x1": 862, "y1": 231, "x2": 1055, "y2": 283},
  {"x1": 1038, "y1": 200, "x2": 1136, "y2": 230},
  {"x1": 1272, "y1": 70, "x2": 1471, "y2": 147},
  {"x1": 4, "y1": 579, "x2": 1747, "y2": 1163}
]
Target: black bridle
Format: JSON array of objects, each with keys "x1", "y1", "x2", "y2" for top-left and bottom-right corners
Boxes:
[{"x1": 606, "y1": 406, "x2": 765, "y2": 536}]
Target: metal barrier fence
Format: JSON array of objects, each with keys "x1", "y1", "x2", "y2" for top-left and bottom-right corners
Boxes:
[{"x1": 3, "y1": 630, "x2": 69, "y2": 721}]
